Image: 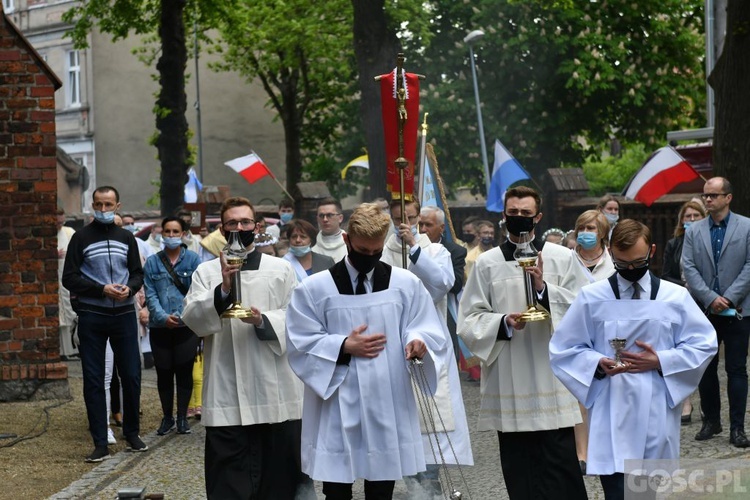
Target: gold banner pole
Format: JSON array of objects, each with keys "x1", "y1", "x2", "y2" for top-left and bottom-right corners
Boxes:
[{"x1": 394, "y1": 53, "x2": 409, "y2": 269}]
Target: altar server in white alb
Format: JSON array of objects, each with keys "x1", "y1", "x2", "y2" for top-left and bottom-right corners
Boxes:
[
  {"x1": 382, "y1": 198, "x2": 473, "y2": 495},
  {"x1": 181, "y1": 197, "x2": 304, "y2": 500},
  {"x1": 550, "y1": 219, "x2": 717, "y2": 500},
  {"x1": 458, "y1": 186, "x2": 589, "y2": 499},
  {"x1": 286, "y1": 202, "x2": 448, "y2": 499}
]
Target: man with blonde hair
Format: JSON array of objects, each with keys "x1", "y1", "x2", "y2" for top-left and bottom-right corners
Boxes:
[{"x1": 286, "y1": 202, "x2": 449, "y2": 499}]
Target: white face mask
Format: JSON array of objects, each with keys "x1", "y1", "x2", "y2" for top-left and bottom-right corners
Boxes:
[{"x1": 604, "y1": 212, "x2": 619, "y2": 225}]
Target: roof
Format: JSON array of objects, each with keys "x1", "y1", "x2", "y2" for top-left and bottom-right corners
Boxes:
[{"x1": 1, "y1": 6, "x2": 63, "y2": 90}]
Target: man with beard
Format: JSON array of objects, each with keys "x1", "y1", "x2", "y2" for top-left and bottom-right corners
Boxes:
[{"x1": 458, "y1": 186, "x2": 589, "y2": 499}]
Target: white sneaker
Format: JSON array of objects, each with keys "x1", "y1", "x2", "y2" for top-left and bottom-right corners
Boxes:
[{"x1": 107, "y1": 427, "x2": 117, "y2": 445}]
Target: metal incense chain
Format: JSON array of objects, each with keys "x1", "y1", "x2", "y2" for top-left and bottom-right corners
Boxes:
[{"x1": 409, "y1": 359, "x2": 472, "y2": 500}]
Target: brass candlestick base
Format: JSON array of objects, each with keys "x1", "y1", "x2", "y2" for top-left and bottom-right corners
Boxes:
[
  {"x1": 519, "y1": 304, "x2": 550, "y2": 322},
  {"x1": 516, "y1": 257, "x2": 551, "y2": 322},
  {"x1": 221, "y1": 302, "x2": 255, "y2": 319}
]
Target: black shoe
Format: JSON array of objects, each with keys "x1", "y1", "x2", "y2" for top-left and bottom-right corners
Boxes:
[
  {"x1": 695, "y1": 420, "x2": 722, "y2": 441},
  {"x1": 156, "y1": 416, "x2": 175, "y2": 436},
  {"x1": 681, "y1": 409, "x2": 693, "y2": 425},
  {"x1": 579, "y1": 460, "x2": 587, "y2": 475},
  {"x1": 126, "y1": 435, "x2": 149, "y2": 452},
  {"x1": 84, "y1": 446, "x2": 110, "y2": 463},
  {"x1": 176, "y1": 416, "x2": 192, "y2": 434},
  {"x1": 730, "y1": 428, "x2": 750, "y2": 448}
]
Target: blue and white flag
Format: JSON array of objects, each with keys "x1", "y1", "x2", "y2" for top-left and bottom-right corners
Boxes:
[
  {"x1": 421, "y1": 156, "x2": 439, "y2": 208},
  {"x1": 486, "y1": 139, "x2": 532, "y2": 213},
  {"x1": 184, "y1": 167, "x2": 203, "y2": 203}
]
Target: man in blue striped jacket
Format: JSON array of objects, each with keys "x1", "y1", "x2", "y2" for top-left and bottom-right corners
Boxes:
[{"x1": 62, "y1": 185, "x2": 146, "y2": 463}]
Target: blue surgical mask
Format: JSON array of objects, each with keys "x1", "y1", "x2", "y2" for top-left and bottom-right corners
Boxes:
[
  {"x1": 576, "y1": 232, "x2": 598, "y2": 250},
  {"x1": 154, "y1": 234, "x2": 162, "y2": 243},
  {"x1": 163, "y1": 237, "x2": 182, "y2": 249},
  {"x1": 289, "y1": 245, "x2": 311, "y2": 257},
  {"x1": 683, "y1": 222, "x2": 692, "y2": 229},
  {"x1": 122, "y1": 224, "x2": 137, "y2": 233},
  {"x1": 604, "y1": 213, "x2": 619, "y2": 225},
  {"x1": 280, "y1": 212, "x2": 294, "y2": 224},
  {"x1": 94, "y1": 210, "x2": 115, "y2": 225},
  {"x1": 392, "y1": 222, "x2": 419, "y2": 239}
]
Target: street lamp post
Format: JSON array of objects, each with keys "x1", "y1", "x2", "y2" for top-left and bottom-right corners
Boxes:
[{"x1": 464, "y1": 29, "x2": 490, "y2": 193}]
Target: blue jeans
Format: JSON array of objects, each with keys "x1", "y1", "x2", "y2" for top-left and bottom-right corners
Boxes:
[
  {"x1": 78, "y1": 310, "x2": 141, "y2": 446},
  {"x1": 699, "y1": 315, "x2": 750, "y2": 430}
]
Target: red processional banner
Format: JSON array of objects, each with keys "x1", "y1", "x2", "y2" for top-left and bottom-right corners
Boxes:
[{"x1": 379, "y1": 68, "x2": 420, "y2": 201}]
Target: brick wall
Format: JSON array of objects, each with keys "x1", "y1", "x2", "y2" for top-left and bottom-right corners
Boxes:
[{"x1": 1, "y1": 8, "x2": 68, "y2": 400}]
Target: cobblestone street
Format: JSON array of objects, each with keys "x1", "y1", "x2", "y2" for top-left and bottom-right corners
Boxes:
[{"x1": 53, "y1": 346, "x2": 747, "y2": 499}]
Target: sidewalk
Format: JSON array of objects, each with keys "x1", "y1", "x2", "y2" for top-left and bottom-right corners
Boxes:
[{"x1": 52, "y1": 350, "x2": 744, "y2": 499}]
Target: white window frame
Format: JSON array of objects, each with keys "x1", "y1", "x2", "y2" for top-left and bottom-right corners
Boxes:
[
  {"x1": 3, "y1": 0, "x2": 14, "y2": 14},
  {"x1": 66, "y1": 50, "x2": 82, "y2": 108}
]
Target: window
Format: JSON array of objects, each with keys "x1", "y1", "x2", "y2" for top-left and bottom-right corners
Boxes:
[
  {"x1": 3, "y1": 0, "x2": 14, "y2": 14},
  {"x1": 66, "y1": 50, "x2": 81, "y2": 107}
]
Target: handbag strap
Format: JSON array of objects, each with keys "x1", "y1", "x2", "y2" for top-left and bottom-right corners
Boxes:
[{"x1": 157, "y1": 251, "x2": 189, "y2": 296}]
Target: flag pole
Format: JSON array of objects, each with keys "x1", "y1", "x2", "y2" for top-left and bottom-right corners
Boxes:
[
  {"x1": 266, "y1": 170, "x2": 295, "y2": 201},
  {"x1": 394, "y1": 53, "x2": 409, "y2": 269},
  {"x1": 417, "y1": 113, "x2": 429, "y2": 203},
  {"x1": 425, "y1": 143, "x2": 458, "y2": 242}
]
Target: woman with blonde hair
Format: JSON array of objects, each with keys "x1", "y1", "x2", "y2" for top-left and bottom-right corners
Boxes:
[
  {"x1": 570, "y1": 209, "x2": 616, "y2": 474},
  {"x1": 572, "y1": 209, "x2": 615, "y2": 282},
  {"x1": 662, "y1": 199, "x2": 707, "y2": 425}
]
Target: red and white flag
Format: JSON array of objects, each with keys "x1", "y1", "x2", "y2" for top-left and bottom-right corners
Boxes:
[
  {"x1": 622, "y1": 147, "x2": 700, "y2": 206},
  {"x1": 224, "y1": 151, "x2": 273, "y2": 184}
]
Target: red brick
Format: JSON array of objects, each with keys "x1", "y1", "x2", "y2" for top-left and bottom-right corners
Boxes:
[
  {"x1": 25, "y1": 63, "x2": 41, "y2": 74},
  {"x1": 24, "y1": 157, "x2": 55, "y2": 168},
  {"x1": 36, "y1": 293, "x2": 57, "y2": 305},
  {"x1": 31, "y1": 87, "x2": 55, "y2": 97},
  {"x1": 39, "y1": 122, "x2": 55, "y2": 133},
  {"x1": 39, "y1": 98, "x2": 55, "y2": 109},
  {"x1": 0, "y1": 50, "x2": 21, "y2": 61},
  {"x1": 34, "y1": 74, "x2": 51, "y2": 86},
  {"x1": 29, "y1": 134, "x2": 43, "y2": 144},
  {"x1": 6, "y1": 98, "x2": 35, "y2": 109},
  {"x1": 0, "y1": 296, "x2": 19, "y2": 307},
  {"x1": 9, "y1": 168, "x2": 40, "y2": 180},
  {"x1": 34, "y1": 181, "x2": 56, "y2": 192},
  {"x1": 16, "y1": 306, "x2": 45, "y2": 318},
  {"x1": 0, "y1": 318, "x2": 20, "y2": 330},
  {"x1": 14, "y1": 284, "x2": 42, "y2": 295},
  {"x1": 1, "y1": 365, "x2": 9, "y2": 379},
  {"x1": 44, "y1": 362, "x2": 68, "y2": 380},
  {"x1": 30, "y1": 111, "x2": 55, "y2": 122}
]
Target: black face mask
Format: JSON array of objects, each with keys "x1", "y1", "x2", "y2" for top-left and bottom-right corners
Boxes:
[
  {"x1": 617, "y1": 264, "x2": 649, "y2": 283},
  {"x1": 460, "y1": 233, "x2": 475, "y2": 244},
  {"x1": 239, "y1": 230, "x2": 256, "y2": 247},
  {"x1": 504, "y1": 215, "x2": 536, "y2": 237},
  {"x1": 347, "y1": 245, "x2": 382, "y2": 274}
]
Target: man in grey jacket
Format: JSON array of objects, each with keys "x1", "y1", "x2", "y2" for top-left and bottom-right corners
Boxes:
[{"x1": 682, "y1": 176, "x2": 750, "y2": 447}]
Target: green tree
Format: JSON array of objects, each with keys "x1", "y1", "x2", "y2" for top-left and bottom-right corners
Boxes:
[
  {"x1": 64, "y1": 0, "x2": 225, "y2": 215},
  {"x1": 416, "y1": 0, "x2": 706, "y2": 196},
  {"x1": 210, "y1": 0, "x2": 361, "y2": 198}
]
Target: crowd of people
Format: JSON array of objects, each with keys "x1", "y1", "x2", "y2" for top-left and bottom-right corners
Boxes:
[{"x1": 55, "y1": 176, "x2": 750, "y2": 499}]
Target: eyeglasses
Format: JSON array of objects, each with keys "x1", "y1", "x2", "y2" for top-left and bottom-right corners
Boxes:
[
  {"x1": 317, "y1": 213, "x2": 341, "y2": 220},
  {"x1": 612, "y1": 252, "x2": 650, "y2": 270},
  {"x1": 701, "y1": 193, "x2": 728, "y2": 200},
  {"x1": 393, "y1": 215, "x2": 419, "y2": 225},
  {"x1": 223, "y1": 219, "x2": 256, "y2": 230}
]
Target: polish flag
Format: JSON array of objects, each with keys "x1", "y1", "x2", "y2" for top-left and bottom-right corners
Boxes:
[
  {"x1": 622, "y1": 147, "x2": 700, "y2": 206},
  {"x1": 224, "y1": 151, "x2": 273, "y2": 184}
]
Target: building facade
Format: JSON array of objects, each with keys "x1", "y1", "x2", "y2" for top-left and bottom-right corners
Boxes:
[{"x1": 7, "y1": 0, "x2": 286, "y2": 213}]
